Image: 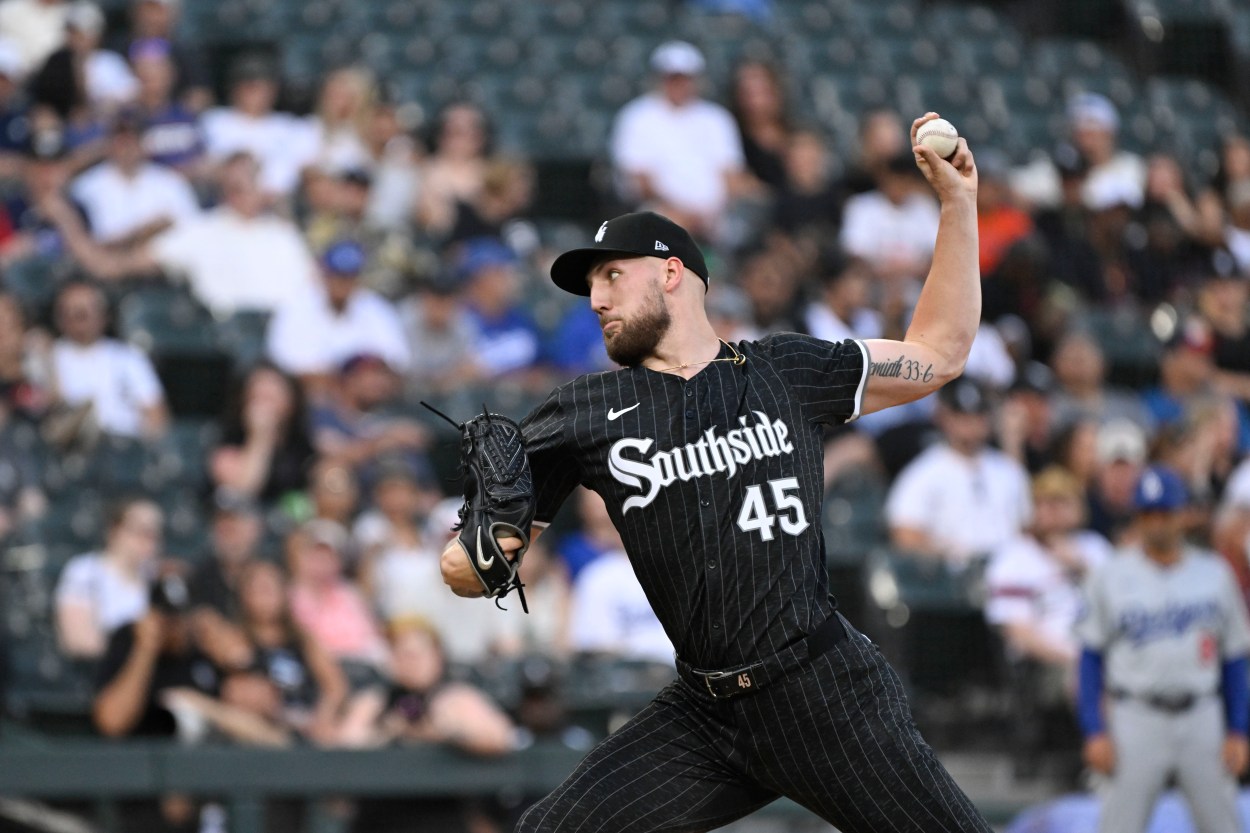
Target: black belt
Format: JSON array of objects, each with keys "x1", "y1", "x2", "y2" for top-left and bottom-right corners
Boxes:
[
  {"x1": 675, "y1": 614, "x2": 849, "y2": 701},
  {"x1": 1109, "y1": 689, "x2": 1212, "y2": 713}
]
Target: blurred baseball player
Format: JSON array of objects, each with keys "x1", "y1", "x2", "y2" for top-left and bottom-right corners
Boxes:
[
  {"x1": 1077, "y1": 465, "x2": 1250, "y2": 833},
  {"x1": 442, "y1": 114, "x2": 992, "y2": 832}
]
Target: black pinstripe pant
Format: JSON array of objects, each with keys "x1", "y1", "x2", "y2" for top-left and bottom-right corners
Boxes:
[{"x1": 516, "y1": 620, "x2": 993, "y2": 833}]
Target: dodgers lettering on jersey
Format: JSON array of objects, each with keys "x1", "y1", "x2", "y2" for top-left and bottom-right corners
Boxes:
[
  {"x1": 521, "y1": 334, "x2": 868, "y2": 669},
  {"x1": 1078, "y1": 548, "x2": 1250, "y2": 697}
]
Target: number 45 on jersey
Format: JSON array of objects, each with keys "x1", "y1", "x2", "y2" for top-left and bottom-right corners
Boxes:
[{"x1": 737, "y1": 477, "x2": 809, "y2": 541}]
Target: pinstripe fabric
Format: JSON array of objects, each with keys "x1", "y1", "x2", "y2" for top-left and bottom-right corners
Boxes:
[{"x1": 517, "y1": 335, "x2": 992, "y2": 832}]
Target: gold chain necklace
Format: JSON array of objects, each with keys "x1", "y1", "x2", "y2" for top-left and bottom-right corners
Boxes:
[{"x1": 653, "y1": 339, "x2": 746, "y2": 374}]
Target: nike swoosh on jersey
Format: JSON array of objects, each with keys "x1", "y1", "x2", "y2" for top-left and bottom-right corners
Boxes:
[
  {"x1": 608, "y1": 403, "x2": 640, "y2": 420},
  {"x1": 476, "y1": 527, "x2": 494, "y2": 570}
]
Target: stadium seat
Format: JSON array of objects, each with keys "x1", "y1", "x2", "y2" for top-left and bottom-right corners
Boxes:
[
  {"x1": 117, "y1": 288, "x2": 217, "y2": 356},
  {"x1": 1031, "y1": 38, "x2": 1128, "y2": 80},
  {"x1": 922, "y1": 4, "x2": 1008, "y2": 40}
]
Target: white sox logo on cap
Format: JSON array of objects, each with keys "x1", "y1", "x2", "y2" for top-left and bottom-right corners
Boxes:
[{"x1": 595, "y1": 221, "x2": 608, "y2": 242}]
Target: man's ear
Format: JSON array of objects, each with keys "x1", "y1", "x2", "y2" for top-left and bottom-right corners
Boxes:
[{"x1": 662, "y1": 257, "x2": 685, "y2": 292}]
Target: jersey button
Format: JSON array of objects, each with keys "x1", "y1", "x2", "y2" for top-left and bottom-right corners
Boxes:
[
  {"x1": 711, "y1": 623, "x2": 722, "y2": 630},
  {"x1": 686, "y1": 389, "x2": 693, "y2": 397},
  {"x1": 700, "y1": 499, "x2": 710, "y2": 507},
  {"x1": 707, "y1": 560, "x2": 717, "y2": 570},
  {"x1": 685, "y1": 409, "x2": 695, "y2": 419}
]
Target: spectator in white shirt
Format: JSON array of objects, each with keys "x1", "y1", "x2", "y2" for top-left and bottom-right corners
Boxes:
[
  {"x1": 566, "y1": 490, "x2": 674, "y2": 666},
  {"x1": 886, "y1": 377, "x2": 1032, "y2": 568},
  {"x1": 266, "y1": 239, "x2": 409, "y2": 392},
  {"x1": 609, "y1": 41, "x2": 747, "y2": 237},
  {"x1": 200, "y1": 54, "x2": 316, "y2": 198},
  {"x1": 55, "y1": 497, "x2": 163, "y2": 658},
  {"x1": 986, "y1": 466, "x2": 1112, "y2": 670},
  {"x1": 50, "y1": 280, "x2": 168, "y2": 440},
  {"x1": 70, "y1": 110, "x2": 199, "y2": 244},
  {"x1": 54, "y1": 152, "x2": 319, "y2": 310},
  {"x1": 0, "y1": 0, "x2": 67, "y2": 74},
  {"x1": 803, "y1": 251, "x2": 883, "y2": 343},
  {"x1": 840, "y1": 152, "x2": 940, "y2": 284}
]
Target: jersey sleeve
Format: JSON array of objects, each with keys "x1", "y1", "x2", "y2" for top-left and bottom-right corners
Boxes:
[
  {"x1": 754, "y1": 333, "x2": 868, "y2": 425},
  {"x1": 1075, "y1": 565, "x2": 1112, "y2": 650},
  {"x1": 1217, "y1": 559, "x2": 1250, "y2": 658},
  {"x1": 521, "y1": 387, "x2": 581, "y2": 528}
]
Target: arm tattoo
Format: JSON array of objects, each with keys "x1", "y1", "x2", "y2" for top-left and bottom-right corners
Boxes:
[{"x1": 869, "y1": 357, "x2": 934, "y2": 383}]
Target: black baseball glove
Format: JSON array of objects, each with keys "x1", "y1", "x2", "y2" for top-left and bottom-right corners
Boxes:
[{"x1": 425, "y1": 403, "x2": 535, "y2": 612}]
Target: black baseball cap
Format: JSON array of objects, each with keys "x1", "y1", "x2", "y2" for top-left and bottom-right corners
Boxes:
[{"x1": 549, "y1": 211, "x2": 709, "y2": 296}]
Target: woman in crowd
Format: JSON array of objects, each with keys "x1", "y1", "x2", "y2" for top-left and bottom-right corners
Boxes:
[
  {"x1": 55, "y1": 497, "x2": 164, "y2": 658},
  {"x1": 211, "y1": 362, "x2": 315, "y2": 505},
  {"x1": 416, "y1": 102, "x2": 493, "y2": 238},
  {"x1": 728, "y1": 59, "x2": 793, "y2": 193}
]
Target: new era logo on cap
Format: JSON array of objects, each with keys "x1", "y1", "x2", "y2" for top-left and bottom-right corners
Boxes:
[{"x1": 548, "y1": 212, "x2": 710, "y2": 297}]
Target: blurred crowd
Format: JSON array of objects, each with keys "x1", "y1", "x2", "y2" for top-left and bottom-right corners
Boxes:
[{"x1": 1, "y1": 0, "x2": 1250, "y2": 829}]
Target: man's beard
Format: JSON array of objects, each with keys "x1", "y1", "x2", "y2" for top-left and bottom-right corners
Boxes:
[{"x1": 602, "y1": 285, "x2": 671, "y2": 367}]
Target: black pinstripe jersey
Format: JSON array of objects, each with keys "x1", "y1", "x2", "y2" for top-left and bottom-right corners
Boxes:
[{"x1": 521, "y1": 333, "x2": 869, "y2": 669}]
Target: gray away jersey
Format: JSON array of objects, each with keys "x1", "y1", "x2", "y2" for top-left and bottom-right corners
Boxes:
[
  {"x1": 520, "y1": 334, "x2": 868, "y2": 670},
  {"x1": 1077, "y1": 547, "x2": 1250, "y2": 697}
]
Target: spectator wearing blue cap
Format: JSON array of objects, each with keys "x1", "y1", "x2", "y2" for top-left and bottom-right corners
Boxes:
[
  {"x1": 1076, "y1": 465, "x2": 1250, "y2": 833},
  {"x1": 458, "y1": 237, "x2": 545, "y2": 386},
  {"x1": 266, "y1": 239, "x2": 410, "y2": 392}
]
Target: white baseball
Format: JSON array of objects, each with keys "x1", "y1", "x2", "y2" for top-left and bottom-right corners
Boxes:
[{"x1": 917, "y1": 118, "x2": 959, "y2": 159}]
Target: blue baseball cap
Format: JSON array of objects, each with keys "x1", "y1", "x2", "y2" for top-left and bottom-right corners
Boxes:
[
  {"x1": 1133, "y1": 466, "x2": 1188, "y2": 513},
  {"x1": 321, "y1": 240, "x2": 367, "y2": 276},
  {"x1": 457, "y1": 237, "x2": 517, "y2": 281}
]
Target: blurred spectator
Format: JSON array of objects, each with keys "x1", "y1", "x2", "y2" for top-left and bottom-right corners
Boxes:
[
  {"x1": 1153, "y1": 395, "x2": 1242, "y2": 507},
  {"x1": 56, "y1": 497, "x2": 162, "y2": 658},
  {"x1": 416, "y1": 101, "x2": 493, "y2": 239},
  {"x1": 399, "y1": 270, "x2": 480, "y2": 396},
  {"x1": 1049, "y1": 330, "x2": 1152, "y2": 431},
  {"x1": 0, "y1": 36, "x2": 30, "y2": 166},
  {"x1": 513, "y1": 541, "x2": 571, "y2": 657},
  {"x1": 446, "y1": 156, "x2": 536, "y2": 247},
  {"x1": 1, "y1": 128, "x2": 82, "y2": 264},
  {"x1": 839, "y1": 152, "x2": 939, "y2": 285},
  {"x1": 459, "y1": 238, "x2": 543, "y2": 382},
  {"x1": 999, "y1": 362, "x2": 1059, "y2": 474},
  {"x1": 0, "y1": 0, "x2": 67, "y2": 75},
  {"x1": 227, "y1": 560, "x2": 365, "y2": 745},
  {"x1": 30, "y1": 2, "x2": 134, "y2": 133},
  {"x1": 0, "y1": 315, "x2": 45, "y2": 539},
  {"x1": 842, "y1": 108, "x2": 908, "y2": 195},
  {"x1": 609, "y1": 40, "x2": 746, "y2": 237},
  {"x1": 1216, "y1": 454, "x2": 1250, "y2": 606},
  {"x1": 736, "y1": 244, "x2": 803, "y2": 333},
  {"x1": 348, "y1": 618, "x2": 516, "y2": 833},
  {"x1": 311, "y1": 353, "x2": 430, "y2": 484},
  {"x1": 1141, "y1": 317, "x2": 1221, "y2": 431},
  {"x1": 128, "y1": 37, "x2": 204, "y2": 173},
  {"x1": 70, "y1": 110, "x2": 199, "y2": 244},
  {"x1": 306, "y1": 458, "x2": 360, "y2": 533},
  {"x1": 772, "y1": 130, "x2": 844, "y2": 244},
  {"x1": 0, "y1": 292, "x2": 52, "y2": 422},
  {"x1": 120, "y1": 0, "x2": 210, "y2": 112},
  {"x1": 266, "y1": 239, "x2": 410, "y2": 390},
  {"x1": 287, "y1": 520, "x2": 390, "y2": 673},
  {"x1": 1196, "y1": 255, "x2": 1250, "y2": 401},
  {"x1": 49, "y1": 280, "x2": 169, "y2": 442},
  {"x1": 1031, "y1": 145, "x2": 1106, "y2": 303},
  {"x1": 187, "y1": 490, "x2": 263, "y2": 619},
  {"x1": 362, "y1": 93, "x2": 422, "y2": 233},
  {"x1": 201, "y1": 55, "x2": 312, "y2": 198},
  {"x1": 1226, "y1": 181, "x2": 1250, "y2": 275},
  {"x1": 886, "y1": 377, "x2": 1032, "y2": 568},
  {"x1": 554, "y1": 487, "x2": 626, "y2": 584},
  {"x1": 211, "y1": 362, "x2": 315, "y2": 505},
  {"x1": 355, "y1": 460, "x2": 442, "y2": 622},
  {"x1": 986, "y1": 467, "x2": 1111, "y2": 671},
  {"x1": 56, "y1": 152, "x2": 319, "y2": 308},
  {"x1": 304, "y1": 66, "x2": 373, "y2": 177},
  {"x1": 728, "y1": 59, "x2": 792, "y2": 193},
  {"x1": 977, "y1": 151, "x2": 1039, "y2": 323},
  {"x1": 1069, "y1": 94, "x2": 1145, "y2": 209},
  {"x1": 304, "y1": 168, "x2": 418, "y2": 299},
  {"x1": 1088, "y1": 418, "x2": 1149, "y2": 544},
  {"x1": 567, "y1": 496, "x2": 673, "y2": 665},
  {"x1": 803, "y1": 251, "x2": 882, "y2": 342},
  {"x1": 544, "y1": 301, "x2": 613, "y2": 380}
]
